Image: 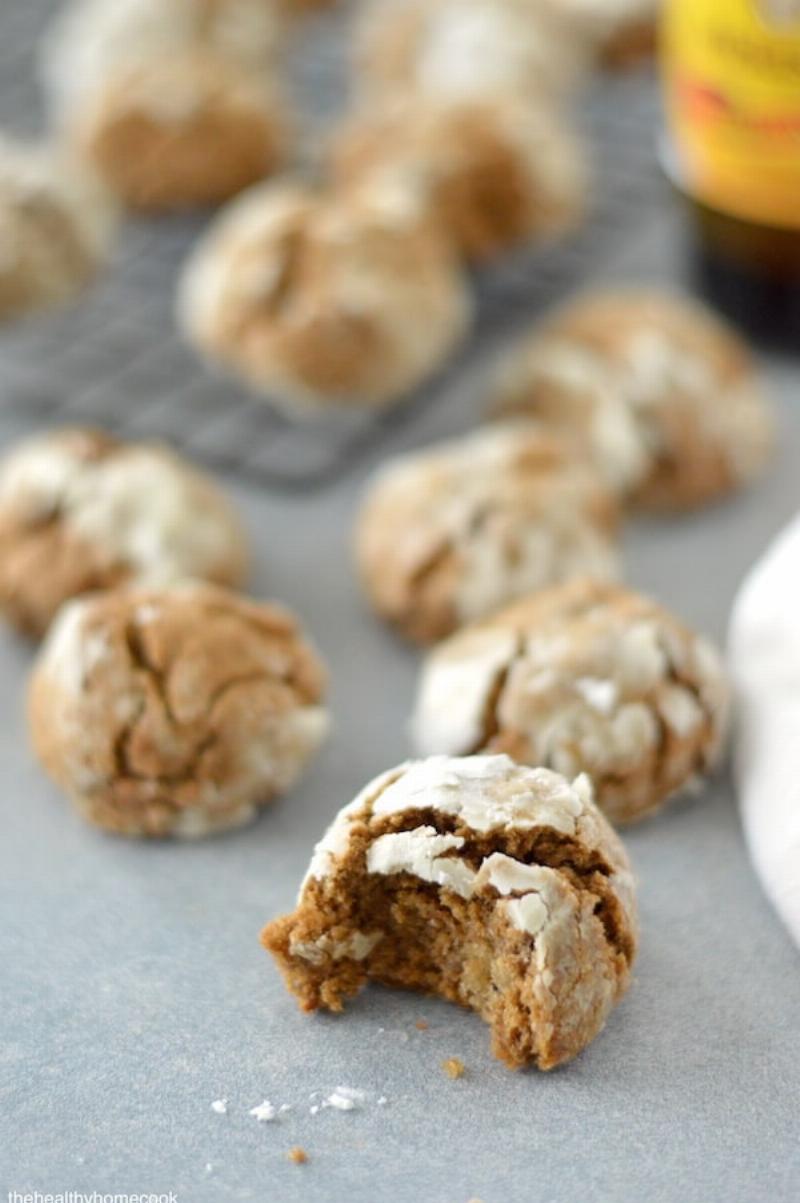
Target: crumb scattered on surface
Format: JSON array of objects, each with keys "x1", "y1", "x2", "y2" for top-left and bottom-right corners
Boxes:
[
  {"x1": 377, "y1": 1096, "x2": 388, "y2": 1106},
  {"x1": 323, "y1": 1085, "x2": 366, "y2": 1111},
  {"x1": 210, "y1": 1098, "x2": 228, "y2": 1115},
  {"x1": 288, "y1": 1146, "x2": 308, "y2": 1165},
  {"x1": 249, "y1": 1099, "x2": 277, "y2": 1122},
  {"x1": 442, "y1": 1057, "x2": 466, "y2": 1080},
  {"x1": 415, "y1": 1019, "x2": 429, "y2": 1030}
]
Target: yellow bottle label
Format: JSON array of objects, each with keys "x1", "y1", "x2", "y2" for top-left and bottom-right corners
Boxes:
[{"x1": 663, "y1": 0, "x2": 800, "y2": 229}]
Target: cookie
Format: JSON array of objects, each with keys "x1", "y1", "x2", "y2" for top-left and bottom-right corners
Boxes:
[
  {"x1": 357, "y1": 0, "x2": 588, "y2": 105},
  {"x1": 331, "y1": 94, "x2": 585, "y2": 264},
  {"x1": 355, "y1": 424, "x2": 619, "y2": 645},
  {"x1": 29, "y1": 582, "x2": 329, "y2": 838},
  {"x1": 178, "y1": 180, "x2": 472, "y2": 412},
  {"x1": 262, "y1": 753, "x2": 637, "y2": 1069},
  {"x1": 490, "y1": 289, "x2": 775, "y2": 510},
  {"x1": 0, "y1": 428, "x2": 248, "y2": 639},
  {"x1": 0, "y1": 136, "x2": 114, "y2": 321},
  {"x1": 42, "y1": 0, "x2": 287, "y2": 210},
  {"x1": 68, "y1": 52, "x2": 286, "y2": 211},
  {"x1": 412, "y1": 579, "x2": 730, "y2": 825}
]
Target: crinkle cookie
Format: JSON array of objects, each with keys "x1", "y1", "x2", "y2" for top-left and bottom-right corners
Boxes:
[
  {"x1": 42, "y1": 0, "x2": 288, "y2": 210},
  {"x1": 490, "y1": 289, "x2": 775, "y2": 510},
  {"x1": 178, "y1": 181, "x2": 472, "y2": 412},
  {"x1": 0, "y1": 136, "x2": 114, "y2": 321},
  {"x1": 412, "y1": 579, "x2": 730, "y2": 826},
  {"x1": 29, "y1": 582, "x2": 329, "y2": 838},
  {"x1": 0, "y1": 428, "x2": 248, "y2": 638},
  {"x1": 355, "y1": 424, "x2": 619, "y2": 644},
  {"x1": 262, "y1": 753, "x2": 637, "y2": 1070},
  {"x1": 331, "y1": 94, "x2": 585, "y2": 265},
  {"x1": 357, "y1": 0, "x2": 588, "y2": 105}
]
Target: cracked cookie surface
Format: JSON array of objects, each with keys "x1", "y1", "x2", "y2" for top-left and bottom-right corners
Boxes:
[
  {"x1": 412, "y1": 579, "x2": 730, "y2": 825},
  {"x1": 355, "y1": 424, "x2": 619, "y2": 644},
  {"x1": 28, "y1": 581, "x2": 329, "y2": 837},
  {"x1": 331, "y1": 94, "x2": 585, "y2": 265},
  {"x1": 263, "y1": 753, "x2": 637, "y2": 1069},
  {"x1": 0, "y1": 428, "x2": 248, "y2": 639},
  {"x1": 178, "y1": 179, "x2": 471, "y2": 412},
  {"x1": 490, "y1": 289, "x2": 775, "y2": 509}
]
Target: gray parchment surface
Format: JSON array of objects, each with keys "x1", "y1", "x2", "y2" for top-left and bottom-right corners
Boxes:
[{"x1": 2, "y1": 208, "x2": 800, "y2": 1203}]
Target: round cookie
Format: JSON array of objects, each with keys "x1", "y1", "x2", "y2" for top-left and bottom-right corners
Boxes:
[
  {"x1": 0, "y1": 428, "x2": 248, "y2": 638},
  {"x1": 262, "y1": 753, "x2": 637, "y2": 1070},
  {"x1": 355, "y1": 424, "x2": 620, "y2": 644},
  {"x1": 42, "y1": 0, "x2": 288, "y2": 210},
  {"x1": 0, "y1": 136, "x2": 114, "y2": 321},
  {"x1": 178, "y1": 181, "x2": 472, "y2": 412},
  {"x1": 29, "y1": 582, "x2": 329, "y2": 838},
  {"x1": 490, "y1": 289, "x2": 775, "y2": 510},
  {"x1": 331, "y1": 94, "x2": 585, "y2": 264},
  {"x1": 68, "y1": 52, "x2": 286, "y2": 211},
  {"x1": 357, "y1": 0, "x2": 588, "y2": 105},
  {"x1": 412, "y1": 579, "x2": 730, "y2": 825}
]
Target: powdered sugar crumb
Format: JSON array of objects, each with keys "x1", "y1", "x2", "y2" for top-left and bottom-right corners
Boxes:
[
  {"x1": 249, "y1": 1099, "x2": 277, "y2": 1123},
  {"x1": 210, "y1": 1099, "x2": 228, "y2": 1115}
]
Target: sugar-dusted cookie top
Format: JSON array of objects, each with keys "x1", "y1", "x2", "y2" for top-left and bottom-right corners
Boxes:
[
  {"x1": 491, "y1": 289, "x2": 775, "y2": 510},
  {"x1": 412, "y1": 579, "x2": 730, "y2": 825},
  {"x1": 179, "y1": 179, "x2": 472, "y2": 412},
  {"x1": 331, "y1": 93, "x2": 585, "y2": 265},
  {"x1": 29, "y1": 581, "x2": 329, "y2": 838},
  {"x1": 355, "y1": 423, "x2": 619, "y2": 644},
  {"x1": 263, "y1": 752, "x2": 637, "y2": 1069},
  {"x1": 0, "y1": 428, "x2": 248, "y2": 638}
]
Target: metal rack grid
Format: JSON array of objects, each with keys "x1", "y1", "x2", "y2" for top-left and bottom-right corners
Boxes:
[{"x1": 0, "y1": 0, "x2": 669, "y2": 490}]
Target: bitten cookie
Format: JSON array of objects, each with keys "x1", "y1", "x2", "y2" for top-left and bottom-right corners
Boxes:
[
  {"x1": 29, "y1": 582, "x2": 329, "y2": 837},
  {"x1": 178, "y1": 181, "x2": 472, "y2": 412},
  {"x1": 0, "y1": 136, "x2": 114, "y2": 321},
  {"x1": 355, "y1": 424, "x2": 619, "y2": 644},
  {"x1": 262, "y1": 753, "x2": 637, "y2": 1070},
  {"x1": 412, "y1": 579, "x2": 730, "y2": 825},
  {"x1": 490, "y1": 289, "x2": 775, "y2": 509},
  {"x1": 357, "y1": 0, "x2": 588, "y2": 105},
  {"x1": 42, "y1": 0, "x2": 288, "y2": 210},
  {"x1": 331, "y1": 94, "x2": 585, "y2": 264},
  {"x1": 0, "y1": 428, "x2": 248, "y2": 638}
]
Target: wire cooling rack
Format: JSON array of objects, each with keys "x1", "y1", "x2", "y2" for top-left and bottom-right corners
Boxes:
[{"x1": 0, "y1": 0, "x2": 669, "y2": 490}]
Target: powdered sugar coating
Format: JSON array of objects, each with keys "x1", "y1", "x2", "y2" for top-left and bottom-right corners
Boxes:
[
  {"x1": 356, "y1": 423, "x2": 619, "y2": 643},
  {"x1": 412, "y1": 580, "x2": 730, "y2": 825},
  {"x1": 491, "y1": 290, "x2": 775, "y2": 510}
]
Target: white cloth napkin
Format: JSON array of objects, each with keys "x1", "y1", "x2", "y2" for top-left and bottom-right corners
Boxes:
[{"x1": 729, "y1": 512, "x2": 800, "y2": 951}]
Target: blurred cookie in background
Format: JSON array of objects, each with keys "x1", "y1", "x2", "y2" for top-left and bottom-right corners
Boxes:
[
  {"x1": 0, "y1": 428, "x2": 248, "y2": 639},
  {"x1": 0, "y1": 135, "x2": 115, "y2": 321},
  {"x1": 490, "y1": 289, "x2": 775, "y2": 510},
  {"x1": 41, "y1": 0, "x2": 290, "y2": 210},
  {"x1": 355, "y1": 423, "x2": 620, "y2": 645},
  {"x1": 356, "y1": 0, "x2": 590, "y2": 107},
  {"x1": 178, "y1": 179, "x2": 472, "y2": 413},
  {"x1": 331, "y1": 93, "x2": 586, "y2": 265}
]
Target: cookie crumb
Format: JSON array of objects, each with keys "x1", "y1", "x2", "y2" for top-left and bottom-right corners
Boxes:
[
  {"x1": 249, "y1": 1099, "x2": 277, "y2": 1122},
  {"x1": 288, "y1": 1147, "x2": 308, "y2": 1165},
  {"x1": 210, "y1": 1098, "x2": 228, "y2": 1115},
  {"x1": 415, "y1": 1019, "x2": 429, "y2": 1031},
  {"x1": 322, "y1": 1085, "x2": 366, "y2": 1111},
  {"x1": 441, "y1": 1057, "x2": 466, "y2": 1080}
]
